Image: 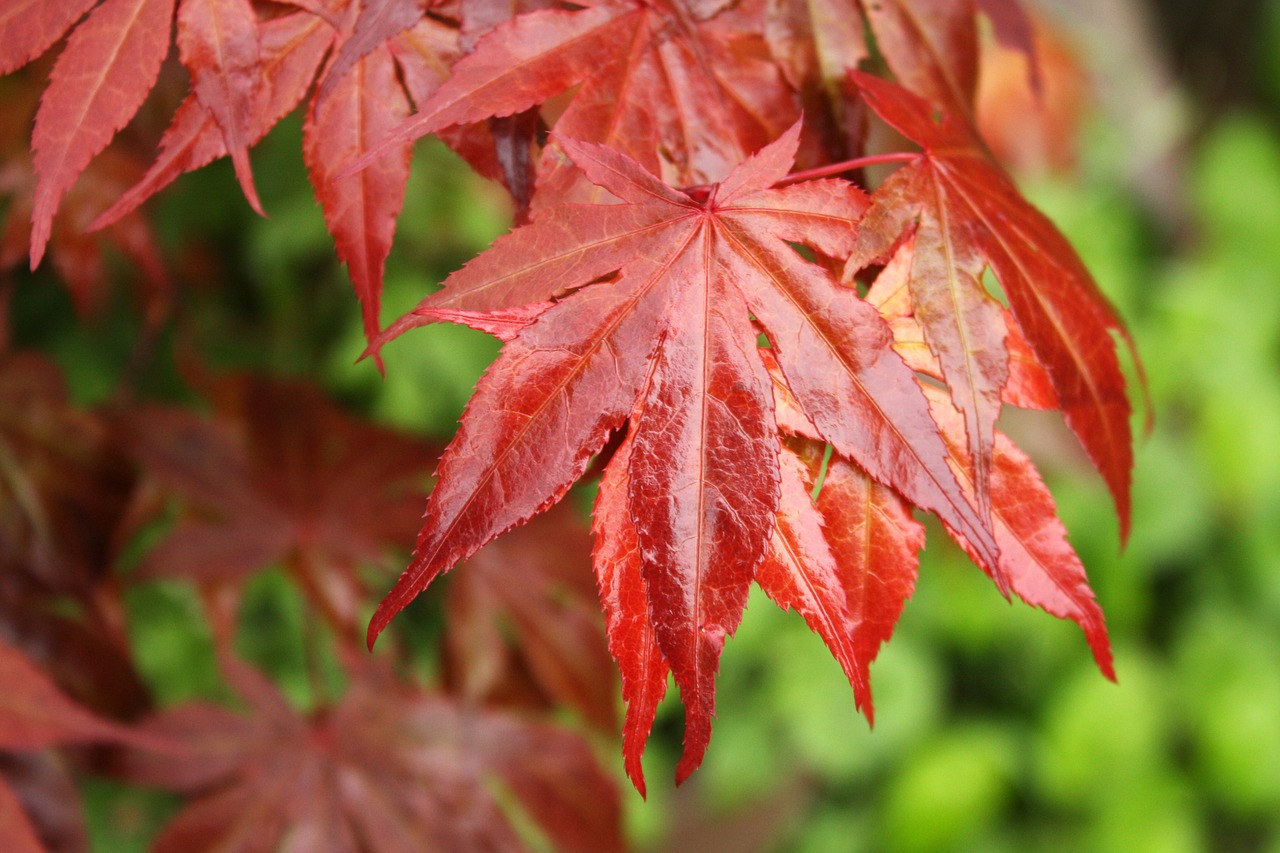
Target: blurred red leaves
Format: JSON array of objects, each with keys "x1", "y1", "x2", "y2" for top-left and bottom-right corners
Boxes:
[
  {"x1": 124, "y1": 657, "x2": 623, "y2": 853},
  {"x1": 0, "y1": 353, "x2": 624, "y2": 849},
  {"x1": 443, "y1": 501, "x2": 618, "y2": 732},
  {"x1": 112, "y1": 373, "x2": 438, "y2": 644}
]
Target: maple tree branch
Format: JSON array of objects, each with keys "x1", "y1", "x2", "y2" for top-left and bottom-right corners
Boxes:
[{"x1": 776, "y1": 152, "x2": 920, "y2": 186}]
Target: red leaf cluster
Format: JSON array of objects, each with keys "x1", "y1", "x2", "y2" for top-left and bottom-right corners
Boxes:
[
  {"x1": 1, "y1": 0, "x2": 1137, "y2": 798},
  {"x1": 347, "y1": 0, "x2": 1126, "y2": 791}
]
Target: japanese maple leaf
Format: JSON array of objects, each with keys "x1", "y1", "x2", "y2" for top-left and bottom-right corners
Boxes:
[
  {"x1": 370, "y1": 123, "x2": 1000, "y2": 783},
  {"x1": 305, "y1": 26, "x2": 414, "y2": 364},
  {"x1": 859, "y1": 238, "x2": 1113, "y2": 675},
  {"x1": 124, "y1": 658, "x2": 624, "y2": 853},
  {"x1": 25, "y1": 0, "x2": 175, "y2": 268},
  {"x1": 175, "y1": 0, "x2": 267, "y2": 214},
  {"x1": 113, "y1": 374, "x2": 437, "y2": 643},
  {"x1": 846, "y1": 70, "x2": 1134, "y2": 535},
  {"x1": 10, "y1": 0, "x2": 320, "y2": 267},
  {"x1": 88, "y1": 5, "x2": 339, "y2": 230},
  {"x1": 756, "y1": 347, "x2": 926, "y2": 709},
  {"x1": 859, "y1": 0, "x2": 1037, "y2": 124},
  {"x1": 354, "y1": 0, "x2": 798, "y2": 199},
  {"x1": 85, "y1": 2, "x2": 433, "y2": 351},
  {"x1": 593, "y1": 399, "x2": 923, "y2": 796}
]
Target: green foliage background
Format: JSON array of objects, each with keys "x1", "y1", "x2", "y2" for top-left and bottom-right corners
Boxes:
[{"x1": 10, "y1": 7, "x2": 1280, "y2": 850}]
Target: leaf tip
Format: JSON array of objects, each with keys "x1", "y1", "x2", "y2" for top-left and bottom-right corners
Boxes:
[
  {"x1": 1116, "y1": 496, "x2": 1132, "y2": 548},
  {"x1": 228, "y1": 146, "x2": 266, "y2": 218},
  {"x1": 673, "y1": 754, "x2": 698, "y2": 787},
  {"x1": 673, "y1": 707, "x2": 713, "y2": 786},
  {"x1": 1097, "y1": 650, "x2": 1117, "y2": 683},
  {"x1": 1083, "y1": 614, "x2": 1116, "y2": 682},
  {"x1": 365, "y1": 622, "x2": 382, "y2": 652},
  {"x1": 28, "y1": 197, "x2": 57, "y2": 270},
  {"x1": 366, "y1": 601, "x2": 397, "y2": 651},
  {"x1": 625, "y1": 763, "x2": 648, "y2": 800}
]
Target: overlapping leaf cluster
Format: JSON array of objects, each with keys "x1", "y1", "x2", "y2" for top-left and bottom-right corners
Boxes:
[
  {"x1": 348, "y1": 0, "x2": 1134, "y2": 791},
  {"x1": 1, "y1": 0, "x2": 1136, "y2": 797}
]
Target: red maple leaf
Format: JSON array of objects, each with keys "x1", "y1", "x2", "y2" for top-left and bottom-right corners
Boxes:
[
  {"x1": 756, "y1": 346, "x2": 927, "y2": 714},
  {"x1": 75, "y1": 0, "x2": 521, "y2": 353},
  {"x1": 369, "y1": 123, "x2": 1000, "y2": 785},
  {"x1": 858, "y1": 235, "x2": 1113, "y2": 677},
  {"x1": 113, "y1": 373, "x2": 438, "y2": 645},
  {"x1": 845, "y1": 70, "x2": 1135, "y2": 535},
  {"x1": 304, "y1": 27, "x2": 413, "y2": 365},
  {"x1": 353, "y1": 0, "x2": 799, "y2": 199},
  {"x1": 0, "y1": 0, "x2": 1136, "y2": 804},
  {"x1": 26, "y1": 0, "x2": 176, "y2": 268},
  {"x1": 4, "y1": 0, "x2": 432, "y2": 353},
  {"x1": 87, "y1": 5, "x2": 338, "y2": 229},
  {"x1": 123, "y1": 657, "x2": 624, "y2": 853},
  {"x1": 176, "y1": 0, "x2": 266, "y2": 215}
]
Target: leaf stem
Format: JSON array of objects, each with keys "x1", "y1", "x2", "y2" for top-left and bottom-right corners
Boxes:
[{"x1": 777, "y1": 152, "x2": 920, "y2": 186}]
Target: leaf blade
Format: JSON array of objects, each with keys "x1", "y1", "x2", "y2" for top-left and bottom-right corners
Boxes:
[
  {"x1": 851, "y1": 69, "x2": 1133, "y2": 536},
  {"x1": 627, "y1": 239, "x2": 780, "y2": 783},
  {"x1": 29, "y1": 0, "x2": 175, "y2": 267},
  {"x1": 176, "y1": 0, "x2": 266, "y2": 214},
  {"x1": 726, "y1": 228, "x2": 1001, "y2": 576},
  {"x1": 593, "y1": 432, "x2": 669, "y2": 797},
  {"x1": 368, "y1": 256, "x2": 680, "y2": 646},
  {"x1": 755, "y1": 448, "x2": 868, "y2": 707},
  {"x1": 91, "y1": 8, "x2": 335, "y2": 230},
  {"x1": 304, "y1": 44, "x2": 413, "y2": 354},
  {"x1": 0, "y1": 0, "x2": 98, "y2": 75},
  {"x1": 924, "y1": 384, "x2": 1114, "y2": 678}
]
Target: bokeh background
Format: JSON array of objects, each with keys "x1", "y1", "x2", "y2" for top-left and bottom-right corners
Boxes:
[{"x1": 5, "y1": 0, "x2": 1280, "y2": 850}]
